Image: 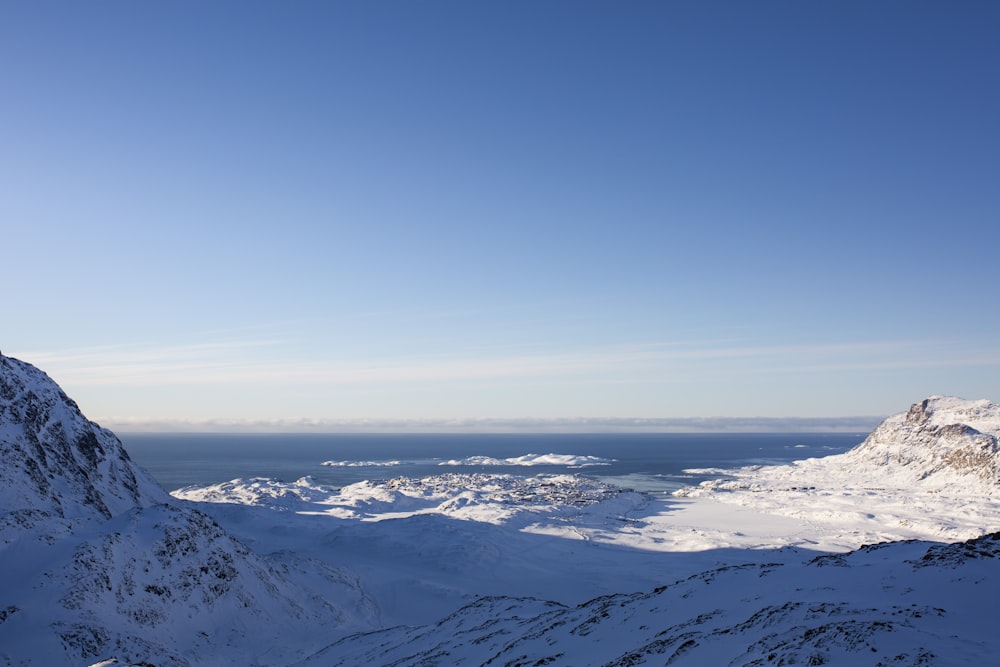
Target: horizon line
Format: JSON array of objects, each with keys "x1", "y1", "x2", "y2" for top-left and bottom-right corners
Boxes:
[{"x1": 101, "y1": 415, "x2": 884, "y2": 435}]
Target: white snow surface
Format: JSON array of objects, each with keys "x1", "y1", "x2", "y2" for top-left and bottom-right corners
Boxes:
[
  {"x1": 301, "y1": 535, "x2": 1000, "y2": 667},
  {"x1": 173, "y1": 472, "x2": 632, "y2": 524},
  {"x1": 677, "y1": 395, "x2": 1000, "y2": 544},
  {"x1": 5, "y1": 363, "x2": 1000, "y2": 667},
  {"x1": 0, "y1": 355, "x2": 375, "y2": 666},
  {"x1": 172, "y1": 396, "x2": 1000, "y2": 665},
  {"x1": 0, "y1": 355, "x2": 167, "y2": 522}
]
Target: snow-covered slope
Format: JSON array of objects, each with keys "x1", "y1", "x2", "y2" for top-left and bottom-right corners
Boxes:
[
  {"x1": 172, "y1": 395, "x2": 1000, "y2": 666},
  {"x1": 0, "y1": 354, "x2": 375, "y2": 665},
  {"x1": 677, "y1": 397, "x2": 1000, "y2": 544},
  {"x1": 173, "y1": 474, "x2": 679, "y2": 626},
  {"x1": 0, "y1": 354, "x2": 166, "y2": 526},
  {"x1": 2, "y1": 502, "x2": 378, "y2": 666},
  {"x1": 304, "y1": 532, "x2": 1000, "y2": 666},
  {"x1": 173, "y1": 467, "x2": 1000, "y2": 666},
  {"x1": 841, "y1": 395, "x2": 1000, "y2": 486},
  {"x1": 173, "y1": 472, "x2": 639, "y2": 525}
]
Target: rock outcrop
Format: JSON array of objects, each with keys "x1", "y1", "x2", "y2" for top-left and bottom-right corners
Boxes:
[
  {"x1": 0, "y1": 353, "x2": 166, "y2": 524},
  {"x1": 841, "y1": 395, "x2": 1000, "y2": 486},
  {"x1": 0, "y1": 354, "x2": 372, "y2": 666}
]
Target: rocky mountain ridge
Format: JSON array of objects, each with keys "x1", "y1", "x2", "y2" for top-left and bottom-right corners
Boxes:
[
  {"x1": 841, "y1": 395, "x2": 1000, "y2": 485},
  {"x1": 0, "y1": 354, "x2": 375, "y2": 665},
  {"x1": 0, "y1": 354, "x2": 166, "y2": 525},
  {"x1": 681, "y1": 396, "x2": 1000, "y2": 499},
  {"x1": 672, "y1": 396, "x2": 1000, "y2": 551}
]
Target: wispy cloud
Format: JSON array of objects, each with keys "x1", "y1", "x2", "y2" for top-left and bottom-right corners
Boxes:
[
  {"x1": 10, "y1": 337, "x2": 997, "y2": 389},
  {"x1": 14, "y1": 340, "x2": 285, "y2": 386}
]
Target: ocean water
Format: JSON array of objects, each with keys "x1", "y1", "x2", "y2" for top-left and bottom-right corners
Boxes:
[{"x1": 121, "y1": 432, "x2": 865, "y2": 495}]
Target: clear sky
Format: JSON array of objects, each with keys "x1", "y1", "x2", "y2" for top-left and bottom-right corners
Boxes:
[{"x1": 2, "y1": 1, "x2": 998, "y2": 431}]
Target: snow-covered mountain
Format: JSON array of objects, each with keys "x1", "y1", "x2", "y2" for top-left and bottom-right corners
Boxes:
[
  {"x1": 0, "y1": 354, "x2": 375, "y2": 665},
  {"x1": 0, "y1": 354, "x2": 166, "y2": 527},
  {"x1": 841, "y1": 395, "x2": 1000, "y2": 486},
  {"x1": 4, "y1": 356, "x2": 1000, "y2": 667},
  {"x1": 677, "y1": 396, "x2": 1000, "y2": 545},
  {"x1": 685, "y1": 395, "x2": 1000, "y2": 493}
]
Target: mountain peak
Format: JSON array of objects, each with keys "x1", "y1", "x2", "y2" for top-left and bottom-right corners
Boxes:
[
  {"x1": 903, "y1": 395, "x2": 1000, "y2": 432},
  {"x1": 844, "y1": 395, "x2": 1000, "y2": 486},
  {"x1": 0, "y1": 355, "x2": 166, "y2": 523},
  {"x1": 0, "y1": 354, "x2": 372, "y2": 664}
]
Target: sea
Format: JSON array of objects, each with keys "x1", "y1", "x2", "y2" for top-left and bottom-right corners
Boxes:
[{"x1": 121, "y1": 432, "x2": 865, "y2": 496}]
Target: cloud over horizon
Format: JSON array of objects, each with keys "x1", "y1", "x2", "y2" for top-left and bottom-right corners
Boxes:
[{"x1": 102, "y1": 414, "x2": 883, "y2": 435}]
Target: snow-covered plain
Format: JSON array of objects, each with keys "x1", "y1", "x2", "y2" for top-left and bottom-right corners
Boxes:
[{"x1": 3, "y1": 351, "x2": 1000, "y2": 666}]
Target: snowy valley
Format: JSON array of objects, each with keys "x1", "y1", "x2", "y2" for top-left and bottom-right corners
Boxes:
[{"x1": 2, "y1": 353, "x2": 1000, "y2": 666}]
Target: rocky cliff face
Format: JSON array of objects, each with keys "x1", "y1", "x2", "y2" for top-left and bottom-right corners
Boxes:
[
  {"x1": 0, "y1": 354, "x2": 166, "y2": 523},
  {"x1": 676, "y1": 396, "x2": 1000, "y2": 544},
  {"x1": 842, "y1": 395, "x2": 1000, "y2": 486},
  {"x1": 0, "y1": 354, "x2": 373, "y2": 665}
]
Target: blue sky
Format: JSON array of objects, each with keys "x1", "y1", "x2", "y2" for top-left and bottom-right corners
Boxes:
[{"x1": 3, "y1": 1, "x2": 998, "y2": 430}]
